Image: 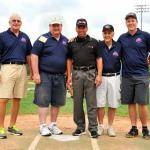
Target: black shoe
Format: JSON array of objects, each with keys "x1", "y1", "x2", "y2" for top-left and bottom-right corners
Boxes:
[
  {"x1": 8, "y1": 125, "x2": 23, "y2": 136},
  {"x1": 72, "y1": 129, "x2": 86, "y2": 136},
  {"x1": 89, "y1": 131, "x2": 98, "y2": 138},
  {"x1": 126, "y1": 128, "x2": 138, "y2": 138},
  {"x1": 142, "y1": 129, "x2": 150, "y2": 140}
]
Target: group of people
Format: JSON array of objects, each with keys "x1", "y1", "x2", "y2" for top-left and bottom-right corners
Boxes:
[{"x1": 0, "y1": 12, "x2": 150, "y2": 140}]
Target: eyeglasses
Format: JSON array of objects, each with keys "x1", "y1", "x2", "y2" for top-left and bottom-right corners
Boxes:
[{"x1": 12, "y1": 20, "x2": 21, "y2": 23}]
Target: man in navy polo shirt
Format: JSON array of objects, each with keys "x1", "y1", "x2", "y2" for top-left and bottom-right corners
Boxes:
[
  {"x1": 0, "y1": 14, "x2": 32, "y2": 139},
  {"x1": 31, "y1": 16, "x2": 68, "y2": 136},
  {"x1": 97, "y1": 24, "x2": 121, "y2": 137},
  {"x1": 118, "y1": 12, "x2": 150, "y2": 139}
]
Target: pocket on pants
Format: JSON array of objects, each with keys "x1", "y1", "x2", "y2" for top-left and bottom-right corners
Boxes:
[
  {"x1": 0, "y1": 70, "x2": 1, "y2": 81},
  {"x1": 72, "y1": 70, "x2": 79, "y2": 80},
  {"x1": 87, "y1": 69, "x2": 96, "y2": 82}
]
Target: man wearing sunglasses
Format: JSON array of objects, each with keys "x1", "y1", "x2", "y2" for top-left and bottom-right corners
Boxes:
[
  {"x1": 31, "y1": 16, "x2": 68, "y2": 136},
  {"x1": 0, "y1": 14, "x2": 32, "y2": 139}
]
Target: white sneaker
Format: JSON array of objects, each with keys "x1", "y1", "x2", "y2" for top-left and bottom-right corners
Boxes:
[
  {"x1": 107, "y1": 127, "x2": 116, "y2": 137},
  {"x1": 98, "y1": 124, "x2": 104, "y2": 136},
  {"x1": 40, "y1": 124, "x2": 51, "y2": 136},
  {"x1": 49, "y1": 123, "x2": 63, "y2": 135}
]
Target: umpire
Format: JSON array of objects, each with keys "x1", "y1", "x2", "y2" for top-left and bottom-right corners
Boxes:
[{"x1": 67, "y1": 18, "x2": 103, "y2": 138}]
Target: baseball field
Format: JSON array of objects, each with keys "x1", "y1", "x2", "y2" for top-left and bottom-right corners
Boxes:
[{"x1": 0, "y1": 81, "x2": 150, "y2": 150}]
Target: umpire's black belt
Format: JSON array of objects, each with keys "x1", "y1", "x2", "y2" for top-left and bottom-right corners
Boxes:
[
  {"x1": 73, "y1": 65, "x2": 96, "y2": 71},
  {"x1": 1, "y1": 62, "x2": 26, "y2": 65},
  {"x1": 102, "y1": 72, "x2": 120, "y2": 77}
]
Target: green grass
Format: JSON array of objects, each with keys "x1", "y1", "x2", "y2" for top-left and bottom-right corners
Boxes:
[{"x1": 6, "y1": 81, "x2": 150, "y2": 116}]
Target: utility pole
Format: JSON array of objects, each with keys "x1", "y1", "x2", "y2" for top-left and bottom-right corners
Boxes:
[{"x1": 135, "y1": 4, "x2": 150, "y2": 30}]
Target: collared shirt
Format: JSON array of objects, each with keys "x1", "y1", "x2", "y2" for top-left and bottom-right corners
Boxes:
[
  {"x1": 31, "y1": 32, "x2": 68, "y2": 73},
  {"x1": 100, "y1": 40, "x2": 121, "y2": 73},
  {"x1": 67, "y1": 35, "x2": 101, "y2": 67},
  {"x1": 0, "y1": 28, "x2": 32, "y2": 63},
  {"x1": 118, "y1": 28, "x2": 150, "y2": 77}
]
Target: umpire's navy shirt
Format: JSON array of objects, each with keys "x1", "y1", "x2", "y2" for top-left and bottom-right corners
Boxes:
[
  {"x1": 99, "y1": 40, "x2": 121, "y2": 73},
  {"x1": 31, "y1": 32, "x2": 68, "y2": 74},
  {"x1": 118, "y1": 28, "x2": 150, "y2": 77},
  {"x1": 0, "y1": 28, "x2": 32, "y2": 63}
]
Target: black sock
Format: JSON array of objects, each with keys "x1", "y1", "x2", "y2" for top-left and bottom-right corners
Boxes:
[
  {"x1": 132, "y1": 126, "x2": 137, "y2": 129},
  {"x1": 142, "y1": 126, "x2": 148, "y2": 130}
]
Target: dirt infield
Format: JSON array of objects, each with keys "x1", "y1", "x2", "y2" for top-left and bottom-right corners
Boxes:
[{"x1": 0, "y1": 115, "x2": 150, "y2": 150}]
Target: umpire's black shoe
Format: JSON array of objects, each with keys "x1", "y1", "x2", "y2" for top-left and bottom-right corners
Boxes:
[
  {"x1": 72, "y1": 129, "x2": 86, "y2": 136},
  {"x1": 126, "y1": 128, "x2": 138, "y2": 138},
  {"x1": 89, "y1": 131, "x2": 99, "y2": 138},
  {"x1": 142, "y1": 129, "x2": 150, "y2": 140}
]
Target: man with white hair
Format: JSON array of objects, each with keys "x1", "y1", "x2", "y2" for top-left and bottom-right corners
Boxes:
[
  {"x1": 31, "y1": 16, "x2": 68, "y2": 136},
  {"x1": 0, "y1": 14, "x2": 32, "y2": 139}
]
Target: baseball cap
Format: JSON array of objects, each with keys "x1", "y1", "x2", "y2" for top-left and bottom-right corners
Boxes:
[
  {"x1": 76, "y1": 18, "x2": 87, "y2": 27},
  {"x1": 125, "y1": 12, "x2": 137, "y2": 20},
  {"x1": 50, "y1": 16, "x2": 62, "y2": 25},
  {"x1": 102, "y1": 24, "x2": 114, "y2": 32}
]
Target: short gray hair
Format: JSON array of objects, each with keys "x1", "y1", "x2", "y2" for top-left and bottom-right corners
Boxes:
[{"x1": 9, "y1": 13, "x2": 21, "y2": 22}]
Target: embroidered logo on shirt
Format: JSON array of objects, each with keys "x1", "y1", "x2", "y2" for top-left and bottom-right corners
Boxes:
[
  {"x1": 136, "y1": 38, "x2": 142, "y2": 43},
  {"x1": 39, "y1": 36, "x2": 48, "y2": 43},
  {"x1": 62, "y1": 41, "x2": 67, "y2": 45},
  {"x1": 88, "y1": 45, "x2": 93, "y2": 48},
  {"x1": 112, "y1": 51, "x2": 119, "y2": 57},
  {"x1": 21, "y1": 37, "x2": 26, "y2": 43}
]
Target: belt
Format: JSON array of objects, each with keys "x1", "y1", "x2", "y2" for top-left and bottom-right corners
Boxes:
[
  {"x1": 102, "y1": 72, "x2": 120, "y2": 77},
  {"x1": 49, "y1": 72, "x2": 65, "y2": 76},
  {"x1": 41, "y1": 71, "x2": 65, "y2": 76},
  {"x1": 1, "y1": 62, "x2": 26, "y2": 65},
  {"x1": 73, "y1": 66, "x2": 96, "y2": 71}
]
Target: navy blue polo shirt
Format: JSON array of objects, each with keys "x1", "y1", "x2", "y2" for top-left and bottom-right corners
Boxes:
[
  {"x1": 0, "y1": 29, "x2": 32, "y2": 63},
  {"x1": 31, "y1": 32, "x2": 68, "y2": 74},
  {"x1": 99, "y1": 40, "x2": 121, "y2": 74},
  {"x1": 118, "y1": 28, "x2": 150, "y2": 77}
]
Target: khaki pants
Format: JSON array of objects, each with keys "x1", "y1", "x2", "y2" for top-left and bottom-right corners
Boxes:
[{"x1": 0, "y1": 64, "x2": 27, "y2": 99}]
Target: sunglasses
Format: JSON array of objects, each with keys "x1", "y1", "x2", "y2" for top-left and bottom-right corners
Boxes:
[{"x1": 12, "y1": 19, "x2": 21, "y2": 23}]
